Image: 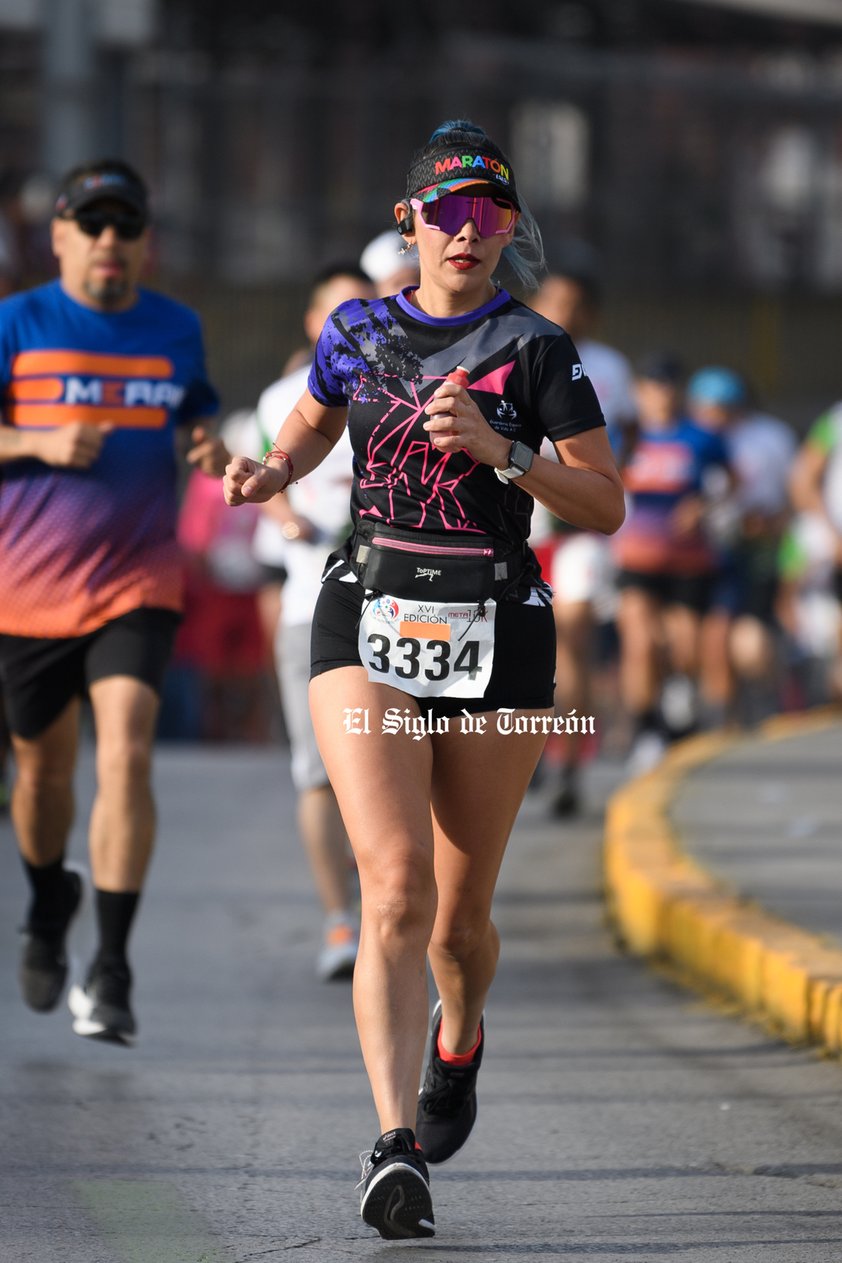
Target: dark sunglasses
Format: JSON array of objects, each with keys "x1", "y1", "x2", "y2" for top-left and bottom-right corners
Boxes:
[
  {"x1": 67, "y1": 208, "x2": 147, "y2": 241},
  {"x1": 410, "y1": 193, "x2": 519, "y2": 238}
]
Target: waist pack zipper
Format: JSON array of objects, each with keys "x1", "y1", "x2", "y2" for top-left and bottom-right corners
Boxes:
[{"x1": 369, "y1": 536, "x2": 494, "y2": 559}]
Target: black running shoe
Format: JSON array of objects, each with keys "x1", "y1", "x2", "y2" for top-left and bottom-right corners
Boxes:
[
  {"x1": 68, "y1": 959, "x2": 136, "y2": 1046},
  {"x1": 415, "y1": 1001, "x2": 484, "y2": 1164},
  {"x1": 358, "y1": 1128, "x2": 435, "y2": 1239},
  {"x1": 551, "y1": 766, "x2": 581, "y2": 819},
  {"x1": 18, "y1": 866, "x2": 84, "y2": 1013}
]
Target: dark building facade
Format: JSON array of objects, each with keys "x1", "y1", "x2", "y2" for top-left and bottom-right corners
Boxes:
[{"x1": 2, "y1": 0, "x2": 842, "y2": 416}]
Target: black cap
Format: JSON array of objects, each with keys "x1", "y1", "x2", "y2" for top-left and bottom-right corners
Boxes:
[
  {"x1": 54, "y1": 163, "x2": 148, "y2": 219},
  {"x1": 636, "y1": 351, "x2": 686, "y2": 386},
  {"x1": 406, "y1": 123, "x2": 520, "y2": 209}
]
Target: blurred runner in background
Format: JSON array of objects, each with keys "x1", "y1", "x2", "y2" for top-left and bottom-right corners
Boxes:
[
  {"x1": 530, "y1": 267, "x2": 636, "y2": 815},
  {"x1": 0, "y1": 159, "x2": 225, "y2": 1045},
  {"x1": 360, "y1": 226, "x2": 420, "y2": 298},
  {"x1": 613, "y1": 352, "x2": 732, "y2": 773},
  {"x1": 688, "y1": 366, "x2": 796, "y2": 727},
  {"x1": 243, "y1": 263, "x2": 376, "y2": 980},
  {"x1": 788, "y1": 399, "x2": 842, "y2": 703},
  {"x1": 174, "y1": 410, "x2": 273, "y2": 743}
]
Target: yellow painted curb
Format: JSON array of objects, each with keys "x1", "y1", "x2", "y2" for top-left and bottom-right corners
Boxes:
[{"x1": 604, "y1": 708, "x2": 842, "y2": 1053}]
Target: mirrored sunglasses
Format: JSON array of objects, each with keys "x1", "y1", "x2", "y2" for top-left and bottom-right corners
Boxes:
[
  {"x1": 68, "y1": 208, "x2": 147, "y2": 241},
  {"x1": 410, "y1": 193, "x2": 518, "y2": 238}
]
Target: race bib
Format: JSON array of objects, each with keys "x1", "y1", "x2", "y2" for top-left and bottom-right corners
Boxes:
[{"x1": 358, "y1": 593, "x2": 496, "y2": 698}]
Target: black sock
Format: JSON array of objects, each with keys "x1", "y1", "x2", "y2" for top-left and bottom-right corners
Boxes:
[
  {"x1": 633, "y1": 708, "x2": 661, "y2": 737},
  {"x1": 93, "y1": 889, "x2": 140, "y2": 969},
  {"x1": 22, "y1": 855, "x2": 68, "y2": 920}
]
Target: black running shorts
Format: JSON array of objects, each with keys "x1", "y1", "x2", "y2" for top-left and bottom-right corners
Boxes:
[
  {"x1": 310, "y1": 576, "x2": 555, "y2": 719},
  {"x1": 0, "y1": 607, "x2": 181, "y2": 739},
  {"x1": 616, "y1": 568, "x2": 716, "y2": 614}
]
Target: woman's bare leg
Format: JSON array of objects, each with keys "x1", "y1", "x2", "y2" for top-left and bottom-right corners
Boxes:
[
  {"x1": 427, "y1": 716, "x2": 548, "y2": 1053},
  {"x1": 309, "y1": 668, "x2": 436, "y2": 1134},
  {"x1": 618, "y1": 588, "x2": 663, "y2": 717}
]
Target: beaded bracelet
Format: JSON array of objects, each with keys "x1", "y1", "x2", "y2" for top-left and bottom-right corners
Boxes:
[{"x1": 261, "y1": 446, "x2": 294, "y2": 491}]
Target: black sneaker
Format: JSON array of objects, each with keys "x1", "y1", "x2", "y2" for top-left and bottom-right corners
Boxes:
[
  {"x1": 68, "y1": 959, "x2": 136, "y2": 1046},
  {"x1": 358, "y1": 1128, "x2": 435, "y2": 1239},
  {"x1": 551, "y1": 765, "x2": 581, "y2": 819},
  {"x1": 415, "y1": 1001, "x2": 484, "y2": 1164},
  {"x1": 18, "y1": 865, "x2": 84, "y2": 1013}
]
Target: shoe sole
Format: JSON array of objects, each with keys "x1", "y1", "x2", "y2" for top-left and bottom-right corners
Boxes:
[
  {"x1": 317, "y1": 946, "x2": 357, "y2": 983},
  {"x1": 67, "y1": 983, "x2": 135, "y2": 1047},
  {"x1": 319, "y1": 961, "x2": 355, "y2": 982},
  {"x1": 360, "y1": 1161, "x2": 435, "y2": 1239}
]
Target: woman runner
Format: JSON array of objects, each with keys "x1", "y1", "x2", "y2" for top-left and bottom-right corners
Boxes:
[{"x1": 223, "y1": 120, "x2": 625, "y2": 1239}]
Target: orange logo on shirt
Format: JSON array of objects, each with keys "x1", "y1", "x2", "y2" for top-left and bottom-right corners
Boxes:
[
  {"x1": 624, "y1": 442, "x2": 693, "y2": 494},
  {"x1": 5, "y1": 350, "x2": 182, "y2": 429}
]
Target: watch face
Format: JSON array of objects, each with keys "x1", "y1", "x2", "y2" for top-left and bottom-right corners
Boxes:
[{"x1": 510, "y1": 441, "x2": 533, "y2": 473}]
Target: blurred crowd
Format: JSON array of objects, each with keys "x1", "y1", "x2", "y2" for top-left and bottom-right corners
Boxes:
[{"x1": 528, "y1": 266, "x2": 842, "y2": 816}]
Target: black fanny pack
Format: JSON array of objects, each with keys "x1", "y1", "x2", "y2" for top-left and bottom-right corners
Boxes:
[{"x1": 350, "y1": 521, "x2": 525, "y2": 604}]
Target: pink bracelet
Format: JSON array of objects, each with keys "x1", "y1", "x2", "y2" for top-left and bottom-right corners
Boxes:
[{"x1": 262, "y1": 446, "x2": 294, "y2": 490}]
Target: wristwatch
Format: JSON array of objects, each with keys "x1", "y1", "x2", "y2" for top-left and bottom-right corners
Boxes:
[{"x1": 494, "y1": 440, "x2": 534, "y2": 483}]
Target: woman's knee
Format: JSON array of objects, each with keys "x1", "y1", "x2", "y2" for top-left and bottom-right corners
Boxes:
[{"x1": 360, "y1": 860, "x2": 437, "y2": 948}]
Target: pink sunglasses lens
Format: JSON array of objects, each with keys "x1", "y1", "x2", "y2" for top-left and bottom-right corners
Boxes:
[{"x1": 421, "y1": 194, "x2": 516, "y2": 237}]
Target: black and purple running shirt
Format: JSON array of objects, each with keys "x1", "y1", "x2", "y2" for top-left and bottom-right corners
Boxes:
[{"x1": 307, "y1": 287, "x2": 604, "y2": 552}]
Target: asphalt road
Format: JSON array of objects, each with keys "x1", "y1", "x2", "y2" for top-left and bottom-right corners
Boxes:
[
  {"x1": 2, "y1": 743, "x2": 842, "y2": 1263},
  {"x1": 674, "y1": 722, "x2": 842, "y2": 943}
]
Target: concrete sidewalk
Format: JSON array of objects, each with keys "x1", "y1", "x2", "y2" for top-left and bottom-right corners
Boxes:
[{"x1": 604, "y1": 707, "x2": 842, "y2": 1055}]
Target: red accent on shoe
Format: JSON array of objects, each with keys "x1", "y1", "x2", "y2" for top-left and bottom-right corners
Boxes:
[{"x1": 437, "y1": 1024, "x2": 482, "y2": 1066}]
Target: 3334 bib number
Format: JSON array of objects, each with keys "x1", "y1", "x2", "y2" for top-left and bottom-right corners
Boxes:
[{"x1": 358, "y1": 594, "x2": 496, "y2": 698}]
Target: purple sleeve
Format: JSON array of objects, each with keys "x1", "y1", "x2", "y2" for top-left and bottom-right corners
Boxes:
[{"x1": 306, "y1": 304, "x2": 363, "y2": 407}]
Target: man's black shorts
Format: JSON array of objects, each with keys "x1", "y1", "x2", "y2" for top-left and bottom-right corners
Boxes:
[
  {"x1": 616, "y1": 568, "x2": 716, "y2": 615},
  {"x1": 310, "y1": 576, "x2": 555, "y2": 719},
  {"x1": 0, "y1": 607, "x2": 181, "y2": 740}
]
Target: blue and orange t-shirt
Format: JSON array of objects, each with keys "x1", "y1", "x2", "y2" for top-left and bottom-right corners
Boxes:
[
  {"x1": 0, "y1": 280, "x2": 218, "y2": 637},
  {"x1": 613, "y1": 419, "x2": 730, "y2": 575}
]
